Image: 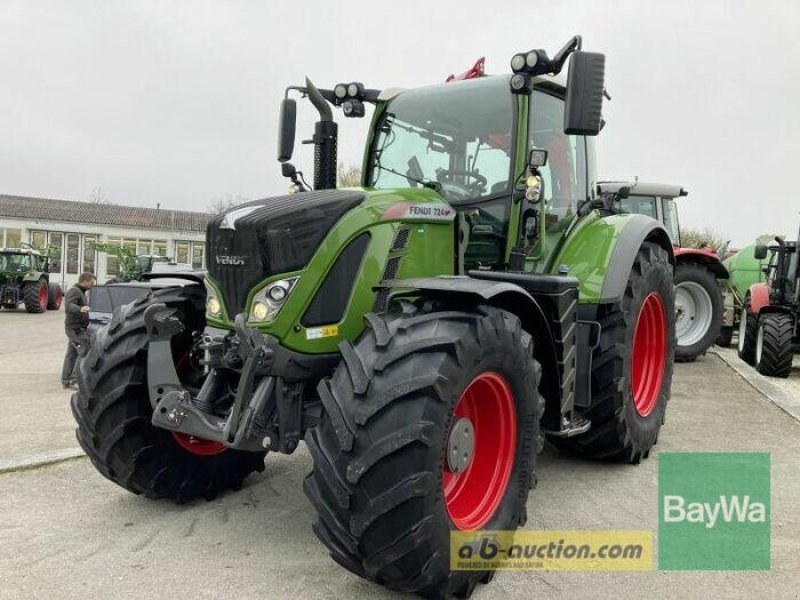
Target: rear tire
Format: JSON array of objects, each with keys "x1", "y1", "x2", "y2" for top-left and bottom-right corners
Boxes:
[
  {"x1": 755, "y1": 313, "x2": 794, "y2": 378},
  {"x1": 23, "y1": 279, "x2": 47, "y2": 313},
  {"x1": 737, "y1": 300, "x2": 758, "y2": 365},
  {"x1": 71, "y1": 285, "x2": 265, "y2": 502},
  {"x1": 551, "y1": 241, "x2": 675, "y2": 463},
  {"x1": 716, "y1": 325, "x2": 733, "y2": 347},
  {"x1": 674, "y1": 263, "x2": 723, "y2": 362},
  {"x1": 304, "y1": 303, "x2": 542, "y2": 598},
  {"x1": 47, "y1": 282, "x2": 63, "y2": 310}
]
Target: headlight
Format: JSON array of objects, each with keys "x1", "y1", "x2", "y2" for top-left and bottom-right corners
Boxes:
[
  {"x1": 206, "y1": 296, "x2": 221, "y2": 317},
  {"x1": 252, "y1": 300, "x2": 269, "y2": 321},
  {"x1": 204, "y1": 279, "x2": 223, "y2": 317},
  {"x1": 249, "y1": 277, "x2": 299, "y2": 322}
]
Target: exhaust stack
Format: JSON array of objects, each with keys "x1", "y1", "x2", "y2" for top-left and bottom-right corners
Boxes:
[{"x1": 305, "y1": 77, "x2": 338, "y2": 190}]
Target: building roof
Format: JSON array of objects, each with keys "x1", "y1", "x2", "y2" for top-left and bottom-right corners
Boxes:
[{"x1": 0, "y1": 194, "x2": 210, "y2": 232}]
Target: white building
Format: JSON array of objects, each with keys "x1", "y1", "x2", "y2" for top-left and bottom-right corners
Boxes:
[{"x1": 0, "y1": 194, "x2": 209, "y2": 289}]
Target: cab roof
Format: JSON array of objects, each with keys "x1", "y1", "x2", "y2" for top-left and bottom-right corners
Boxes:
[{"x1": 598, "y1": 181, "x2": 688, "y2": 199}]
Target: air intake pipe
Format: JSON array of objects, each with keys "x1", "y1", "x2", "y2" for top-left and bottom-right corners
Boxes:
[{"x1": 305, "y1": 77, "x2": 338, "y2": 190}]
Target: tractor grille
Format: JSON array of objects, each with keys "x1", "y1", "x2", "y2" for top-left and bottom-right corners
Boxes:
[
  {"x1": 1, "y1": 286, "x2": 19, "y2": 305},
  {"x1": 373, "y1": 256, "x2": 403, "y2": 313},
  {"x1": 391, "y1": 228, "x2": 410, "y2": 251}
]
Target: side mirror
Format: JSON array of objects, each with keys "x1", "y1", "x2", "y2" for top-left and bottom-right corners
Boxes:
[
  {"x1": 564, "y1": 51, "x2": 605, "y2": 136},
  {"x1": 277, "y1": 98, "x2": 297, "y2": 162},
  {"x1": 754, "y1": 244, "x2": 768, "y2": 260}
]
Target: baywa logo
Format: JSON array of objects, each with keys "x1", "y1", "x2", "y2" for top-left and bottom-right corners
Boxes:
[{"x1": 658, "y1": 452, "x2": 770, "y2": 570}]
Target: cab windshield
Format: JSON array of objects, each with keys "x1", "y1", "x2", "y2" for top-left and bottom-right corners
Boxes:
[
  {"x1": 0, "y1": 253, "x2": 31, "y2": 272},
  {"x1": 368, "y1": 76, "x2": 514, "y2": 205}
]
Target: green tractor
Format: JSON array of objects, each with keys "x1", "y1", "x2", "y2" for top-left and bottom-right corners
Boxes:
[
  {"x1": 0, "y1": 247, "x2": 63, "y2": 313},
  {"x1": 716, "y1": 243, "x2": 771, "y2": 347},
  {"x1": 72, "y1": 37, "x2": 675, "y2": 597},
  {"x1": 91, "y1": 241, "x2": 174, "y2": 282}
]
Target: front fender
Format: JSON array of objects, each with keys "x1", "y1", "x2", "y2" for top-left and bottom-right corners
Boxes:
[
  {"x1": 747, "y1": 282, "x2": 770, "y2": 314},
  {"x1": 552, "y1": 213, "x2": 674, "y2": 304}
]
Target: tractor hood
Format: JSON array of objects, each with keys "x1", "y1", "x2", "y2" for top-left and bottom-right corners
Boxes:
[{"x1": 207, "y1": 190, "x2": 364, "y2": 318}]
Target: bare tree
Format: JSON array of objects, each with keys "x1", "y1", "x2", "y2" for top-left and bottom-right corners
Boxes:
[
  {"x1": 88, "y1": 186, "x2": 112, "y2": 204},
  {"x1": 338, "y1": 162, "x2": 362, "y2": 187},
  {"x1": 680, "y1": 227, "x2": 726, "y2": 250},
  {"x1": 208, "y1": 193, "x2": 251, "y2": 215}
]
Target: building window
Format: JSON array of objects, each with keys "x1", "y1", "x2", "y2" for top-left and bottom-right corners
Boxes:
[
  {"x1": 3, "y1": 228, "x2": 22, "y2": 248},
  {"x1": 66, "y1": 233, "x2": 80, "y2": 275},
  {"x1": 105, "y1": 237, "x2": 122, "y2": 277},
  {"x1": 83, "y1": 236, "x2": 96, "y2": 274},
  {"x1": 137, "y1": 239, "x2": 153, "y2": 255},
  {"x1": 192, "y1": 243, "x2": 205, "y2": 269},
  {"x1": 153, "y1": 240, "x2": 168, "y2": 257},
  {"x1": 176, "y1": 241, "x2": 190, "y2": 265},
  {"x1": 30, "y1": 230, "x2": 46, "y2": 250},
  {"x1": 48, "y1": 232, "x2": 63, "y2": 274}
]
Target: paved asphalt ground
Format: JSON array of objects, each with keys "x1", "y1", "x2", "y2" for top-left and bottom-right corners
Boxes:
[{"x1": 1, "y1": 309, "x2": 799, "y2": 599}]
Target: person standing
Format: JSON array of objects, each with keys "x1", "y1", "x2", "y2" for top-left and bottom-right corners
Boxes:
[{"x1": 61, "y1": 272, "x2": 96, "y2": 389}]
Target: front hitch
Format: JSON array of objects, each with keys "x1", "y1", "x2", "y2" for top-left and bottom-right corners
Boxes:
[{"x1": 145, "y1": 305, "x2": 273, "y2": 453}]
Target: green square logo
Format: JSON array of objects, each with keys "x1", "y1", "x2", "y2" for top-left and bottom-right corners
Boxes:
[{"x1": 658, "y1": 452, "x2": 770, "y2": 570}]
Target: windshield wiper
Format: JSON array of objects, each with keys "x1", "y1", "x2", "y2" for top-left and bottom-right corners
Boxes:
[{"x1": 373, "y1": 164, "x2": 442, "y2": 194}]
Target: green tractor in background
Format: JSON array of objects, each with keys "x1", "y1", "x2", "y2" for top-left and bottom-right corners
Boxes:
[
  {"x1": 91, "y1": 241, "x2": 180, "y2": 282},
  {"x1": 0, "y1": 247, "x2": 63, "y2": 313},
  {"x1": 72, "y1": 37, "x2": 676, "y2": 597},
  {"x1": 716, "y1": 243, "x2": 772, "y2": 347}
]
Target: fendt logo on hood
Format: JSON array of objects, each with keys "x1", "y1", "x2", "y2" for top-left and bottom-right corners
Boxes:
[{"x1": 215, "y1": 255, "x2": 246, "y2": 266}]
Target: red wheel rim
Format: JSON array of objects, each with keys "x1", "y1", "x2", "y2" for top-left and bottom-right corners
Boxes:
[
  {"x1": 39, "y1": 284, "x2": 47, "y2": 307},
  {"x1": 443, "y1": 372, "x2": 516, "y2": 530},
  {"x1": 171, "y1": 432, "x2": 226, "y2": 456},
  {"x1": 631, "y1": 292, "x2": 667, "y2": 417}
]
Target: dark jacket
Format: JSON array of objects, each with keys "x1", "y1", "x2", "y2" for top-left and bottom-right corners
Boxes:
[{"x1": 64, "y1": 283, "x2": 89, "y2": 331}]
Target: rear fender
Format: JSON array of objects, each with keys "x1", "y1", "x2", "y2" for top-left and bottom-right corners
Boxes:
[
  {"x1": 674, "y1": 248, "x2": 729, "y2": 279},
  {"x1": 379, "y1": 277, "x2": 563, "y2": 428},
  {"x1": 747, "y1": 283, "x2": 770, "y2": 314}
]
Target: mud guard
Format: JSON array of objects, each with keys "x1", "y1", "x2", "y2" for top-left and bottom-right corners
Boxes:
[{"x1": 599, "y1": 215, "x2": 674, "y2": 303}]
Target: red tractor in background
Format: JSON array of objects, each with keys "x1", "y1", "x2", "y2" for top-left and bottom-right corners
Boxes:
[
  {"x1": 737, "y1": 230, "x2": 799, "y2": 377},
  {"x1": 599, "y1": 182, "x2": 728, "y2": 361}
]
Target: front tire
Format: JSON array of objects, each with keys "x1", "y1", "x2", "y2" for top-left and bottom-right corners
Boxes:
[
  {"x1": 674, "y1": 263, "x2": 723, "y2": 361},
  {"x1": 552, "y1": 241, "x2": 675, "y2": 463},
  {"x1": 47, "y1": 282, "x2": 63, "y2": 310},
  {"x1": 737, "y1": 300, "x2": 758, "y2": 365},
  {"x1": 71, "y1": 285, "x2": 265, "y2": 502},
  {"x1": 304, "y1": 304, "x2": 542, "y2": 598},
  {"x1": 23, "y1": 279, "x2": 47, "y2": 313},
  {"x1": 755, "y1": 313, "x2": 794, "y2": 378}
]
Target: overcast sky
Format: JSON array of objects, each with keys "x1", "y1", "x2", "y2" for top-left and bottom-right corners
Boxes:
[{"x1": 1, "y1": 0, "x2": 798, "y2": 246}]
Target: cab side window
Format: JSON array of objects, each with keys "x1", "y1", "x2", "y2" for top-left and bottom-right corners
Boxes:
[{"x1": 529, "y1": 90, "x2": 587, "y2": 228}]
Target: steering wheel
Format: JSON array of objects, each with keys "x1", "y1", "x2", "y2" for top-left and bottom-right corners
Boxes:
[{"x1": 435, "y1": 169, "x2": 488, "y2": 196}]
